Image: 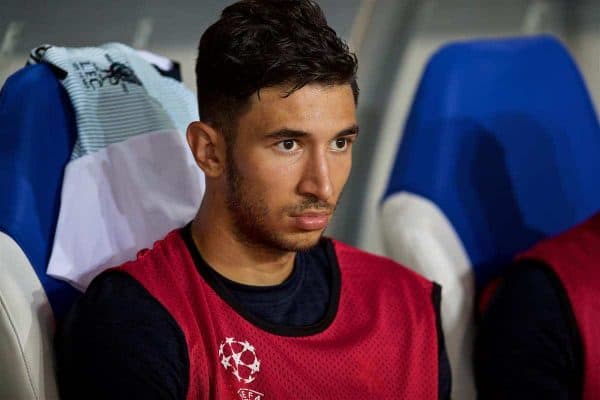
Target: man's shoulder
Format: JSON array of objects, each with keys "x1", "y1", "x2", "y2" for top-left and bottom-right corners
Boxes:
[
  {"x1": 329, "y1": 239, "x2": 439, "y2": 326},
  {"x1": 107, "y1": 226, "x2": 188, "y2": 274},
  {"x1": 83, "y1": 269, "x2": 160, "y2": 311},
  {"x1": 329, "y1": 239, "x2": 434, "y2": 289},
  {"x1": 68, "y1": 269, "x2": 187, "y2": 356}
]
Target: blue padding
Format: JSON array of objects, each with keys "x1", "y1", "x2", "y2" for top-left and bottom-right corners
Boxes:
[
  {"x1": 0, "y1": 63, "x2": 80, "y2": 320},
  {"x1": 384, "y1": 36, "x2": 600, "y2": 287}
]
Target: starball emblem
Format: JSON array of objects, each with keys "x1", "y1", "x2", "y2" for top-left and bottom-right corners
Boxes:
[{"x1": 218, "y1": 337, "x2": 261, "y2": 384}]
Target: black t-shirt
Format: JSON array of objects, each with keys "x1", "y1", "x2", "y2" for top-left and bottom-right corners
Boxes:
[
  {"x1": 475, "y1": 260, "x2": 583, "y2": 399},
  {"x1": 56, "y1": 229, "x2": 451, "y2": 399}
]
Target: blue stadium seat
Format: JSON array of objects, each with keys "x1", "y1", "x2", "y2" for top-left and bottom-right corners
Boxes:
[
  {"x1": 380, "y1": 35, "x2": 600, "y2": 399},
  {"x1": 0, "y1": 63, "x2": 79, "y2": 399}
]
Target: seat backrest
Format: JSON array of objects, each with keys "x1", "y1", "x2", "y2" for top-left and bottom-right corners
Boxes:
[
  {"x1": 0, "y1": 63, "x2": 79, "y2": 399},
  {"x1": 381, "y1": 35, "x2": 600, "y2": 399},
  {"x1": 1, "y1": 47, "x2": 202, "y2": 398},
  {"x1": 0, "y1": 233, "x2": 59, "y2": 399}
]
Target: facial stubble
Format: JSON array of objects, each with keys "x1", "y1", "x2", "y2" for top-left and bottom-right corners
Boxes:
[{"x1": 224, "y1": 145, "x2": 337, "y2": 252}]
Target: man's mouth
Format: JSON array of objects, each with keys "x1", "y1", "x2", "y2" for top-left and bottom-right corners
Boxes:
[{"x1": 291, "y1": 212, "x2": 331, "y2": 231}]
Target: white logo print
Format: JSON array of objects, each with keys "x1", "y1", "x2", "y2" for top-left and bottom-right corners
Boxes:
[
  {"x1": 218, "y1": 337, "x2": 261, "y2": 384},
  {"x1": 237, "y1": 388, "x2": 265, "y2": 400}
]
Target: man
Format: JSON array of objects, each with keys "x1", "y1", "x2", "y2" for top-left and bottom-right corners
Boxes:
[
  {"x1": 476, "y1": 212, "x2": 600, "y2": 399},
  {"x1": 57, "y1": 1, "x2": 450, "y2": 399}
]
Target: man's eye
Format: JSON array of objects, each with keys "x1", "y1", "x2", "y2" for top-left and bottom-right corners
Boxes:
[
  {"x1": 276, "y1": 139, "x2": 298, "y2": 152},
  {"x1": 330, "y1": 137, "x2": 348, "y2": 151}
]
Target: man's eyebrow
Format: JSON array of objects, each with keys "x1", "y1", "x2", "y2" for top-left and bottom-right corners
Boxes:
[
  {"x1": 264, "y1": 124, "x2": 359, "y2": 140},
  {"x1": 264, "y1": 129, "x2": 310, "y2": 140},
  {"x1": 334, "y1": 124, "x2": 359, "y2": 138}
]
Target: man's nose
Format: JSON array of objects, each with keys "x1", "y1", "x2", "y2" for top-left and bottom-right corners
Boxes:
[{"x1": 297, "y1": 150, "x2": 333, "y2": 202}]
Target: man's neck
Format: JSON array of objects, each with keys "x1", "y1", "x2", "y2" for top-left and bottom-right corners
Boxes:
[{"x1": 190, "y1": 201, "x2": 296, "y2": 287}]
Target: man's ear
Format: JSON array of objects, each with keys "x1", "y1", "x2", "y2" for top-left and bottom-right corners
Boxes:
[{"x1": 186, "y1": 121, "x2": 225, "y2": 177}]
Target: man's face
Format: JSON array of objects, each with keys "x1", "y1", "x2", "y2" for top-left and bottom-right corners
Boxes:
[{"x1": 225, "y1": 83, "x2": 358, "y2": 252}]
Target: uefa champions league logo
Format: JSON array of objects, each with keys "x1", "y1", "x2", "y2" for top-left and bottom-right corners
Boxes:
[{"x1": 218, "y1": 337, "x2": 261, "y2": 384}]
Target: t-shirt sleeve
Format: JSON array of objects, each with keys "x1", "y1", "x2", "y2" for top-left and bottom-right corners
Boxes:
[
  {"x1": 475, "y1": 260, "x2": 583, "y2": 400},
  {"x1": 55, "y1": 270, "x2": 189, "y2": 400}
]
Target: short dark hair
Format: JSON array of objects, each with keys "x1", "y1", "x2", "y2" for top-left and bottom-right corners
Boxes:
[{"x1": 195, "y1": 0, "x2": 359, "y2": 139}]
